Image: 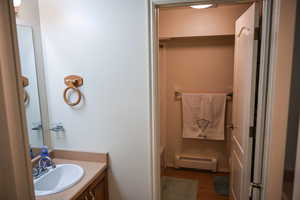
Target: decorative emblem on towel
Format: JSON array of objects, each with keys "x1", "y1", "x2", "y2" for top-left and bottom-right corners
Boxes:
[{"x1": 196, "y1": 119, "x2": 210, "y2": 138}]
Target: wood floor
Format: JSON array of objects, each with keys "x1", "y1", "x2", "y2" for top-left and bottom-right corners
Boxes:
[{"x1": 164, "y1": 167, "x2": 229, "y2": 200}]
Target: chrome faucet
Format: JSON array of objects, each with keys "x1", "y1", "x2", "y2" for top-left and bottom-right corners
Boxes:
[
  {"x1": 32, "y1": 123, "x2": 43, "y2": 131},
  {"x1": 32, "y1": 156, "x2": 56, "y2": 179},
  {"x1": 39, "y1": 156, "x2": 56, "y2": 170},
  {"x1": 49, "y1": 123, "x2": 65, "y2": 133}
]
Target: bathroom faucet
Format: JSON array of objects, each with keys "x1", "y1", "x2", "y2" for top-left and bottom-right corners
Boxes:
[
  {"x1": 49, "y1": 123, "x2": 65, "y2": 134},
  {"x1": 39, "y1": 156, "x2": 56, "y2": 170},
  {"x1": 32, "y1": 156, "x2": 56, "y2": 179}
]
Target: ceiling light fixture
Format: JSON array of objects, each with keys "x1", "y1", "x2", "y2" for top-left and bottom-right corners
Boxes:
[
  {"x1": 13, "y1": 0, "x2": 22, "y2": 7},
  {"x1": 13, "y1": 0, "x2": 22, "y2": 14},
  {"x1": 190, "y1": 4, "x2": 213, "y2": 9}
]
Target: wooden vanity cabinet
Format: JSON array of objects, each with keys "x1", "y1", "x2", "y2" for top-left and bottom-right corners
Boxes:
[{"x1": 76, "y1": 170, "x2": 108, "y2": 200}]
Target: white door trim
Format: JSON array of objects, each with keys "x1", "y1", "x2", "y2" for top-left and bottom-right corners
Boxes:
[
  {"x1": 148, "y1": 1, "x2": 275, "y2": 199},
  {"x1": 251, "y1": 0, "x2": 274, "y2": 199}
]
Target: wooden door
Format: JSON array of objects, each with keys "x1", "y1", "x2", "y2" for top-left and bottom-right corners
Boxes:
[{"x1": 231, "y1": 3, "x2": 259, "y2": 200}]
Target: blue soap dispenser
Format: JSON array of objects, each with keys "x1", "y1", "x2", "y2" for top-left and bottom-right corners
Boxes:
[{"x1": 40, "y1": 145, "x2": 50, "y2": 167}]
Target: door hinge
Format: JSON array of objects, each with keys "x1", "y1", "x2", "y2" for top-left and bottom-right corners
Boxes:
[
  {"x1": 249, "y1": 126, "x2": 256, "y2": 138},
  {"x1": 254, "y1": 27, "x2": 260, "y2": 40},
  {"x1": 249, "y1": 182, "x2": 263, "y2": 198},
  {"x1": 251, "y1": 182, "x2": 262, "y2": 189}
]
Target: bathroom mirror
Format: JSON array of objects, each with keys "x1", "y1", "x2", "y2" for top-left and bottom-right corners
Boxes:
[{"x1": 17, "y1": 25, "x2": 44, "y2": 156}]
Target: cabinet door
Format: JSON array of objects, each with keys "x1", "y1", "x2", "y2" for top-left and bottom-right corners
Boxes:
[
  {"x1": 75, "y1": 172, "x2": 108, "y2": 200},
  {"x1": 76, "y1": 190, "x2": 90, "y2": 200},
  {"x1": 94, "y1": 179, "x2": 106, "y2": 200},
  {"x1": 90, "y1": 174, "x2": 108, "y2": 200}
]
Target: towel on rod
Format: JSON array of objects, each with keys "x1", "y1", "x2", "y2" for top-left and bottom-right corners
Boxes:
[{"x1": 182, "y1": 93, "x2": 227, "y2": 140}]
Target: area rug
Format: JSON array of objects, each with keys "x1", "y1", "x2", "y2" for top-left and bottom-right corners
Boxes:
[
  {"x1": 213, "y1": 176, "x2": 229, "y2": 196},
  {"x1": 162, "y1": 176, "x2": 198, "y2": 200}
]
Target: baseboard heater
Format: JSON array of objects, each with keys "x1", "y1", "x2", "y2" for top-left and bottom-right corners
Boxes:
[{"x1": 175, "y1": 154, "x2": 217, "y2": 172}]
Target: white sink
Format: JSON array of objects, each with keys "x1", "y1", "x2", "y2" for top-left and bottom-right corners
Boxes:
[{"x1": 34, "y1": 164, "x2": 84, "y2": 196}]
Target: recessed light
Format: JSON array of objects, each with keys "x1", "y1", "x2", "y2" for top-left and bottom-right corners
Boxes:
[{"x1": 190, "y1": 4, "x2": 213, "y2": 9}]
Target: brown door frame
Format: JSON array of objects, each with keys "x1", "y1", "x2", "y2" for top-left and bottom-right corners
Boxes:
[{"x1": 0, "y1": 0, "x2": 34, "y2": 199}]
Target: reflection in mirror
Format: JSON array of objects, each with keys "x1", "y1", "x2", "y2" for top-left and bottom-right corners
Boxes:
[{"x1": 17, "y1": 25, "x2": 44, "y2": 155}]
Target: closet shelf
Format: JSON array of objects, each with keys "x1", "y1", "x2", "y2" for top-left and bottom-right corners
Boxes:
[{"x1": 159, "y1": 34, "x2": 234, "y2": 41}]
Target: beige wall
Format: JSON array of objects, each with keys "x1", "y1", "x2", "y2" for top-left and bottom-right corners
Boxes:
[
  {"x1": 160, "y1": 36, "x2": 234, "y2": 171},
  {"x1": 159, "y1": 4, "x2": 249, "y2": 39},
  {"x1": 158, "y1": 4, "x2": 250, "y2": 172},
  {"x1": 159, "y1": 44, "x2": 167, "y2": 150},
  {"x1": 285, "y1": 1, "x2": 300, "y2": 199}
]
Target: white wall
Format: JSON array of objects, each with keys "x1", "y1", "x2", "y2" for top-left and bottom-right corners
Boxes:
[{"x1": 38, "y1": 0, "x2": 151, "y2": 200}]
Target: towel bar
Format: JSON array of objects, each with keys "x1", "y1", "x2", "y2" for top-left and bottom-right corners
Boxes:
[{"x1": 174, "y1": 91, "x2": 233, "y2": 100}]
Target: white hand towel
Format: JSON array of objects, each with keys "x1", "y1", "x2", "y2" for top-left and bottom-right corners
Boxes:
[{"x1": 182, "y1": 93, "x2": 227, "y2": 140}]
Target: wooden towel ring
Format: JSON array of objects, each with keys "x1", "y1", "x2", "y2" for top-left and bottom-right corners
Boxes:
[
  {"x1": 21, "y1": 76, "x2": 29, "y2": 105},
  {"x1": 63, "y1": 87, "x2": 82, "y2": 106},
  {"x1": 24, "y1": 90, "x2": 29, "y2": 105},
  {"x1": 63, "y1": 75, "x2": 83, "y2": 107}
]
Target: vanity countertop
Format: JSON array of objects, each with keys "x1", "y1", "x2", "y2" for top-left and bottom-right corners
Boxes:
[{"x1": 35, "y1": 151, "x2": 107, "y2": 200}]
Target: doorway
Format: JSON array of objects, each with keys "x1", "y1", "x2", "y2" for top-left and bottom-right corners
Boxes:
[{"x1": 150, "y1": 1, "x2": 271, "y2": 200}]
